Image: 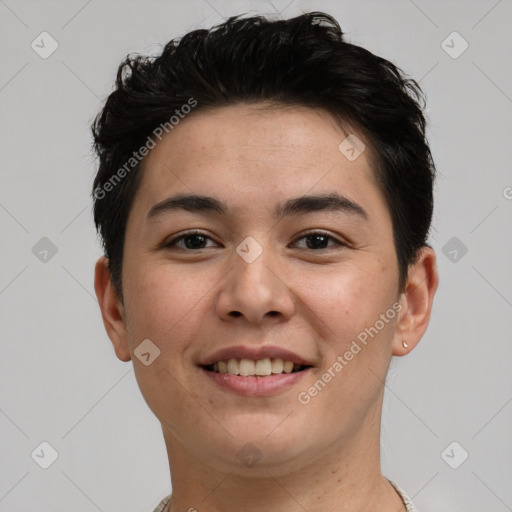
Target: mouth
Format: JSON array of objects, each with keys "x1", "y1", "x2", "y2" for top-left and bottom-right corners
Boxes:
[
  {"x1": 198, "y1": 345, "x2": 315, "y2": 396},
  {"x1": 201, "y1": 358, "x2": 313, "y2": 376}
]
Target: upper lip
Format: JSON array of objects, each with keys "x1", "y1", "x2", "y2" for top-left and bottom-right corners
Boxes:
[{"x1": 199, "y1": 345, "x2": 314, "y2": 367}]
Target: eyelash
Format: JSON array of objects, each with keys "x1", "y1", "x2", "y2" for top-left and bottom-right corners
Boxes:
[{"x1": 163, "y1": 230, "x2": 346, "y2": 251}]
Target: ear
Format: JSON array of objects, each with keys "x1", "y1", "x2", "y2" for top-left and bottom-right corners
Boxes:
[
  {"x1": 94, "y1": 256, "x2": 131, "y2": 362},
  {"x1": 392, "y1": 246, "x2": 439, "y2": 356}
]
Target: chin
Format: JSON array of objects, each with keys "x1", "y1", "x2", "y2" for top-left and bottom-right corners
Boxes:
[{"x1": 203, "y1": 423, "x2": 316, "y2": 471}]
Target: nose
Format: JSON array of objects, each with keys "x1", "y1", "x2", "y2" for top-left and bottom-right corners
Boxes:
[{"x1": 215, "y1": 241, "x2": 296, "y2": 325}]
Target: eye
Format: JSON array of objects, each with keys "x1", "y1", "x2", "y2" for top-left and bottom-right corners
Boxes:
[
  {"x1": 164, "y1": 230, "x2": 218, "y2": 250},
  {"x1": 163, "y1": 230, "x2": 345, "y2": 251},
  {"x1": 292, "y1": 231, "x2": 344, "y2": 250}
]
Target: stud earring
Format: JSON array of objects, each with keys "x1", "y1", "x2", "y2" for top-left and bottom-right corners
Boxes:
[{"x1": 402, "y1": 340, "x2": 409, "y2": 349}]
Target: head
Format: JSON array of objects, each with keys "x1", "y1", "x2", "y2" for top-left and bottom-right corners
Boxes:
[{"x1": 92, "y1": 12, "x2": 438, "y2": 475}]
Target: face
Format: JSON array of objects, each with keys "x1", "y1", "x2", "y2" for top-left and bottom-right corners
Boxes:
[{"x1": 96, "y1": 103, "x2": 436, "y2": 476}]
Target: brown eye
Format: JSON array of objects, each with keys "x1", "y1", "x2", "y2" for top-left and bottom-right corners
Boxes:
[
  {"x1": 293, "y1": 232, "x2": 344, "y2": 250},
  {"x1": 165, "y1": 231, "x2": 217, "y2": 250}
]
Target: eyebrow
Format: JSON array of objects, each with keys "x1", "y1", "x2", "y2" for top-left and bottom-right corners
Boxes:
[{"x1": 147, "y1": 192, "x2": 368, "y2": 222}]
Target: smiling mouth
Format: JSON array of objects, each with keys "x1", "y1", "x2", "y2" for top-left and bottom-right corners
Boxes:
[{"x1": 202, "y1": 357, "x2": 312, "y2": 377}]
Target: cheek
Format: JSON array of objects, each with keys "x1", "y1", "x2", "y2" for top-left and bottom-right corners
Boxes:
[
  {"x1": 300, "y1": 264, "x2": 398, "y2": 407},
  {"x1": 303, "y1": 264, "x2": 394, "y2": 341},
  {"x1": 121, "y1": 263, "x2": 212, "y2": 421},
  {"x1": 295, "y1": 268, "x2": 397, "y2": 431},
  {"x1": 122, "y1": 261, "x2": 210, "y2": 352}
]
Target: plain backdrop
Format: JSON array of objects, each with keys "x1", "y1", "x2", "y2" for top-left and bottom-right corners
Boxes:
[{"x1": 1, "y1": 0, "x2": 511, "y2": 511}]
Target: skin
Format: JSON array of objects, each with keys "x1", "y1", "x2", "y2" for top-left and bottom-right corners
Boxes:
[{"x1": 95, "y1": 103, "x2": 438, "y2": 512}]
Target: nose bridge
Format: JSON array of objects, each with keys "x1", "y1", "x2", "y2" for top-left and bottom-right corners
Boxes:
[
  {"x1": 235, "y1": 237, "x2": 275, "y2": 296},
  {"x1": 216, "y1": 234, "x2": 294, "y2": 323}
]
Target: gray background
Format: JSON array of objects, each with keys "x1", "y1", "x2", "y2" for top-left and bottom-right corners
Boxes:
[{"x1": 1, "y1": 0, "x2": 511, "y2": 510}]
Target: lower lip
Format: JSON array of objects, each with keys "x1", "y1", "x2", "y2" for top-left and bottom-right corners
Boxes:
[{"x1": 200, "y1": 367, "x2": 311, "y2": 396}]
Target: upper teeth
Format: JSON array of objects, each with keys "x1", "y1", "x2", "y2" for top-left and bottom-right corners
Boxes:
[{"x1": 212, "y1": 358, "x2": 300, "y2": 376}]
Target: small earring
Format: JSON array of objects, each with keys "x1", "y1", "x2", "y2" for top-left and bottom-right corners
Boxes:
[{"x1": 402, "y1": 340, "x2": 409, "y2": 349}]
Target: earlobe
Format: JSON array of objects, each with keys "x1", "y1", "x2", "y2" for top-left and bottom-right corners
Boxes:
[
  {"x1": 94, "y1": 257, "x2": 132, "y2": 362},
  {"x1": 392, "y1": 246, "x2": 439, "y2": 356}
]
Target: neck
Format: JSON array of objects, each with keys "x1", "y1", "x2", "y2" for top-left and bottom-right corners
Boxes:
[{"x1": 161, "y1": 402, "x2": 406, "y2": 512}]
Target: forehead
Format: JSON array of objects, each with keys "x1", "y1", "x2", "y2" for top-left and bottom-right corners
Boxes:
[{"x1": 131, "y1": 103, "x2": 386, "y2": 221}]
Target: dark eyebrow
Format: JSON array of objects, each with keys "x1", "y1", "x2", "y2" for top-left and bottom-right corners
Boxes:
[
  {"x1": 275, "y1": 192, "x2": 368, "y2": 220},
  {"x1": 147, "y1": 193, "x2": 227, "y2": 221},
  {"x1": 147, "y1": 192, "x2": 368, "y2": 221}
]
